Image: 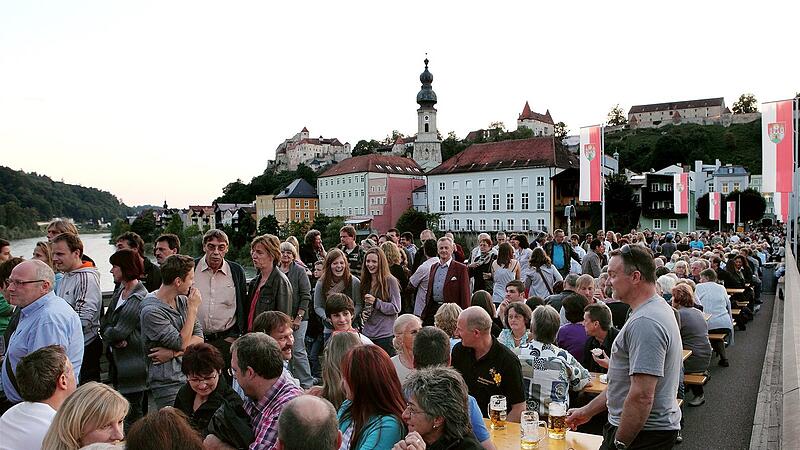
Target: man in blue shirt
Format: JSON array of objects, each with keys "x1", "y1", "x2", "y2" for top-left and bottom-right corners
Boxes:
[
  {"x1": 544, "y1": 229, "x2": 582, "y2": 278},
  {"x1": 1, "y1": 260, "x2": 83, "y2": 403}
]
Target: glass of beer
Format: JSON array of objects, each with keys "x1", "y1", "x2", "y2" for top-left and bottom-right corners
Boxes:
[
  {"x1": 520, "y1": 411, "x2": 547, "y2": 449},
  {"x1": 547, "y1": 402, "x2": 567, "y2": 439},
  {"x1": 488, "y1": 395, "x2": 507, "y2": 430}
]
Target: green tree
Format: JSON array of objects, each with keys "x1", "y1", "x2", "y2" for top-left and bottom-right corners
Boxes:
[
  {"x1": 321, "y1": 216, "x2": 346, "y2": 250},
  {"x1": 607, "y1": 104, "x2": 628, "y2": 127},
  {"x1": 554, "y1": 121, "x2": 569, "y2": 141},
  {"x1": 729, "y1": 189, "x2": 767, "y2": 223},
  {"x1": 488, "y1": 121, "x2": 505, "y2": 131},
  {"x1": 258, "y1": 215, "x2": 280, "y2": 235},
  {"x1": 589, "y1": 174, "x2": 639, "y2": 232},
  {"x1": 109, "y1": 219, "x2": 131, "y2": 240},
  {"x1": 352, "y1": 139, "x2": 382, "y2": 157},
  {"x1": 164, "y1": 214, "x2": 185, "y2": 240},
  {"x1": 130, "y1": 210, "x2": 157, "y2": 242},
  {"x1": 395, "y1": 208, "x2": 440, "y2": 238},
  {"x1": 381, "y1": 130, "x2": 406, "y2": 146},
  {"x1": 732, "y1": 93, "x2": 758, "y2": 114}
]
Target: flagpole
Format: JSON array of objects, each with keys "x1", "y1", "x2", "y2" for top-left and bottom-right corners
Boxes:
[{"x1": 601, "y1": 126, "x2": 606, "y2": 233}]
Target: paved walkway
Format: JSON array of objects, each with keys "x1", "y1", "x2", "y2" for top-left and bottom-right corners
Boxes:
[{"x1": 680, "y1": 294, "x2": 776, "y2": 450}]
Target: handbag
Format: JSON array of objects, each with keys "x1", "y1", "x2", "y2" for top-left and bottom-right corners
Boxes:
[
  {"x1": 206, "y1": 399, "x2": 254, "y2": 450},
  {"x1": 536, "y1": 267, "x2": 554, "y2": 295}
]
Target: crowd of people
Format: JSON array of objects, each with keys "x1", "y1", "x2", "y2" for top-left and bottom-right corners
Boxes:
[{"x1": 0, "y1": 222, "x2": 788, "y2": 450}]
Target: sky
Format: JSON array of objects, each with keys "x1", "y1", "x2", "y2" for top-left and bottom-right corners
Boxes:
[{"x1": 1, "y1": 0, "x2": 798, "y2": 208}]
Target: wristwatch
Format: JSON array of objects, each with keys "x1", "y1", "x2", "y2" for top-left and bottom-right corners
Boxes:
[{"x1": 614, "y1": 439, "x2": 628, "y2": 449}]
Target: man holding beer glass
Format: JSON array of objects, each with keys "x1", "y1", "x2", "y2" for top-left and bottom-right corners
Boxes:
[
  {"x1": 565, "y1": 245, "x2": 682, "y2": 449},
  {"x1": 451, "y1": 307, "x2": 525, "y2": 424}
]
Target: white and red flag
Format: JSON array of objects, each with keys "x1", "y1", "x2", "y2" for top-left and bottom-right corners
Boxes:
[
  {"x1": 761, "y1": 100, "x2": 795, "y2": 193},
  {"x1": 726, "y1": 201, "x2": 736, "y2": 224},
  {"x1": 579, "y1": 125, "x2": 603, "y2": 202},
  {"x1": 709, "y1": 192, "x2": 721, "y2": 221},
  {"x1": 773, "y1": 192, "x2": 789, "y2": 223},
  {"x1": 673, "y1": 172, "x2": 689, "y2": 214}
]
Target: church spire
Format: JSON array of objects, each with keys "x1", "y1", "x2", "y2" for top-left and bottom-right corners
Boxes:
[{"x1": 416, "y1": 56, "x2": 437, "y2": 108}]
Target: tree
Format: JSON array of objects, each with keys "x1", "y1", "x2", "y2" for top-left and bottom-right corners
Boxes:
[
  {"x1": 729, "y1": 189, "x2": 767, "y2": 223},
  {"x1": 382, "y1": 130, "x2": 406, "y2": 146},
  {"x1": 164, "y1": 214, "x2": 185, "y2": 241},
  {"x1": 607, "y1": 104, "x2": 628, "y2": 127},
  {"x1": 488, "y1": 121, "x2": 505, "y2": 131},
  {"x1": 554, "y1": 121, "x2": 569, "y2": 141},
  {"x1": 352, "y1": 139, "x2": 382, "y2": 157},
  {"x1": 258, "y1": 215, "x2": 279, "y2": 235},
  {"x1": 320, "y1": 216, "x2": 346, "y2": 250},
  {"x1": 109, "y1": 219, "x2": 131, "y2": 241},
  {"x1": 130, "y1": 210, "x2": 157, "y2": 242},
  {"x1": 395, "y1": 208, "x2": 440, "y2": 239},
  {"x1": 589, "y1": 174, "x2": 639, "y2": 232},
  {"x1": 732, "y1": 93, "x2": 758, "y2": 114}
]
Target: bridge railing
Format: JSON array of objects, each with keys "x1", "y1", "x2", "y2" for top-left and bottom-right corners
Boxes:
[{"x1": 782, "y1": 245, "x2": 800, "y2": 447}]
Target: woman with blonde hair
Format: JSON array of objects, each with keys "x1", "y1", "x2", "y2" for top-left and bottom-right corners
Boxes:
[
  {"x1": 360, "y1": 247, "x2": 401, "y2": 356},
  {"x1": 314, "y1": 249, "x2": 362, "y2": 340},
  {"x1": 41, "y1": 382, "x2": 129, "y2": 450},
  {"x1": 381, "y1": 242, "x2": 411, "y2": 314},
  {"x1": 33, "y1": 240, "x2": 64, "y2": 291},
  {"x1": 434, "y1": 302, "x2": 463, "y2": 349},
  {"x1": 307, "y1": 331, "x2": 363, "y2": 410},
  {"x1": 390, "y1": 314, "x2": 422, "y2": 382}
]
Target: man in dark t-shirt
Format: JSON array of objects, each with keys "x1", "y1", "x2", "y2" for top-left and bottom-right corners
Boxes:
[
  {"x1": 582, "y1": 303, "x2": 620, "y2": 373},
  {"x1": 451, "y1": 306, "x2": 525, "y2": 421}
]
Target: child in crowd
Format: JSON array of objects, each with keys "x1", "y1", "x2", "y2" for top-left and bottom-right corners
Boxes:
[{"x1": 325, "y1": 293, "x2": 373, "y2": 345}]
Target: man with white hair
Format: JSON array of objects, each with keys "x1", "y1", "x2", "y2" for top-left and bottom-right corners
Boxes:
[
  {"x1": 1, "y1": 260, "x2": 83, "y2": 403},
  {"x1": 451, "y1": 306, "x2": 525, "y2": 423},
  {"x1": 471, "y1": 233, "x2": 496, "y2": 263},
  {"x1": 420, "y1": 237, "x2": 470, "y2": 326}
]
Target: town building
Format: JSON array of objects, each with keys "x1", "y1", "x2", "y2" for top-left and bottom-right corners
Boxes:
[
  {"x1": 412, "y1": 185, "x2": 428, "y2": 213},
  {"x1": 274, "y1": 179, "x2": 318, "y2": 224},
  {"x1": 713, "y1": 164, "x2": 749, "y2": 195},
  {"x1": 426, "y1": 137, "x2": 574, "y2": 233},
  {"x1": 749, "y1": 175, "x2": 776, "y2": 219},
  {"x1": 215, "y1": 203, "x2": 255, "y2": 228},
  {"x1": 516, "y1": 101, "x2": 555, "y2": 136},
  {"x1": 637, "y1": 172, "x2": 691, "y2": 232},
  {"x1": 268, "y1": 127, "x2": 351, "y2": 172},
  {"x1": 255, "y1": 194, "x2": 275, "y2": 224},
  {"x1": 628, "y1": 97, "x2": 728, "y2": 128},
  {"x1": 412, "y1": 58, "x2": 443, "y2": 172},
  {"x1": 186, "y1": 206, "x2": 216, "y2": 230},
  {"x1": 317, "y1": 154, "x2": 425, "y2": 232}
]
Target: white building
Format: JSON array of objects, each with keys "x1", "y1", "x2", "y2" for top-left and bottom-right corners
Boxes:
[
  {"x1": 268, "y1": 127, "x2": 351, "y2": 172},
  {"x1": 628, "y1": 97, "x2": 728, "y2": 128},
  {"x1": 426, "y1": 137, "x2": 574, "y2": 233},
  {"x1": 516, "y1": 102, "x2": 554, "y2": 136}
]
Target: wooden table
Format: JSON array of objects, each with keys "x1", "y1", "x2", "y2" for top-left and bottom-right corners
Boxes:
[
  {"x1": 583, "y1": 372, "x2": 608, "y2": 395},
  {"x1": 726, "y1": 288, "x2": 745, "y2": 295},
  {"x1": 682, "y1": 349, "x2": 692, "y2": 362},
  {"x1": 483, "y1": 419, "x2": 603, "y2": 450}
]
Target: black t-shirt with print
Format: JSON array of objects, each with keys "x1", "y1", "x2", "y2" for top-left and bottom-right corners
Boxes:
[{"x1": 451, "y1": 338, "x2": 525, "y2": 417}]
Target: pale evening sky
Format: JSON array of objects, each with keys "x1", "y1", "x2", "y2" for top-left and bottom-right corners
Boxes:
[{"x1": 1, "y1": 0, "x2": 797, "y2": 208}]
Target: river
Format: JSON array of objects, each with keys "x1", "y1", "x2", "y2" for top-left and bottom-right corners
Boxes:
[
  {"x1": 10, "y1": 233, "x2": 117, "y2": 292},
  {"x1": 9, "y1": 233, "x2": 257, "y2": 292}
]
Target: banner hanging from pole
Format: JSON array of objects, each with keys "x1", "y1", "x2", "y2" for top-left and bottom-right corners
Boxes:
[
  {"x1": 673, "y1": 172, "x2": 689, "y2": 214},
  {"x1": 579, "y1": 125, "x2": 603, "y2": 202},
  {"x1": 726, "y1": 201, "x2": 736, "y2": 224},
  {"x1": 761, "y1": 100, "x2": 795, "y2": 193},
  {"x1": 709, "y1": 192, "x2": 721, "y2": 221},
  {"x1": 774, "y1": 192, "x2": 789, "y2": 223}
]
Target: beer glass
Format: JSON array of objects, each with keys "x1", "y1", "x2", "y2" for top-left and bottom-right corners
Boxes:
[
  {"x1": 520, "y1": 411, "x2": 547, "y2": 449},
  {"x1": 547, "y1": 402, "x2": 567, "y2": 439},
  {"x1": 488, "y1": 395, "x2": 507, "y2": 430}
]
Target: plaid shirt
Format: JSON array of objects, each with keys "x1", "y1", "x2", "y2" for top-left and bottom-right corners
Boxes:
[{"x1": 244, "y1": 372, "x2": 303, "y2": 450}]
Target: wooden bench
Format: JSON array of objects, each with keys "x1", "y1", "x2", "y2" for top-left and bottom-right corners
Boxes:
[
  {"x1": 708, "y1": 333, "x2": 727, "y2": 342},
  {"x1": 731, "y1": 309, "x2": 741, "y2": 316},
  {"x1": 684, "y1": 373, "x2": 708, "y2": 385},
  {"x1": 736, "y1": 301, "x2": 749, "y2": 308}
]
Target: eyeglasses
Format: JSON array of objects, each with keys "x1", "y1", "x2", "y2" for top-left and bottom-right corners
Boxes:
[
  {"x1": 404, "y1": 402, "x2": 427, "y2": 417},
  {"x1": 188, "y1": 372, "x2": 219, "y2": 384},
  {"x1": 617, "y1": 244, "x2": 641, "y2": 274},
  {"x1": 7, "y1": 279, "x2": 45, "y2": 287}
]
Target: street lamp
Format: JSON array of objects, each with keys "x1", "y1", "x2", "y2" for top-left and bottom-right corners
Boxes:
[{"x1": 564, "y1": 204, "x2": 576, "y2": 237}]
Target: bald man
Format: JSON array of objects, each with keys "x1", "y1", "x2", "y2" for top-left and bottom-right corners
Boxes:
[
  {"x1": 451, "y1": 306, "x2": 525, "y2": 423},
  {"x1": 277, "y1": 395, "x2": 341, "y2": 450}
]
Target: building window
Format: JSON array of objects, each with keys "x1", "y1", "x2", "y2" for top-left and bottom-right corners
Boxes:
[
  {"x1": 439, "y1": 182, "x2": 445, "y2": 190},
  {"x1": 521, "y1": 192, "x2": 529, "y2": 210},
  {"x1": 536, "y1": 192, "x2": 545, "y2": 210},
  {"x1": 669, "y1": 219, "x2": 678, "y2": 230},
  {"x1": 733, "y1": 182, "x2": 740, "y2": 191},
  {"x1": 521, "y1": 177, "x2": 529, "y2": 187},
  {"x1": 522, "y1": 219, "x2": 530, "y2": 230},
  {"x1": 650, "y1": 183, "x2": 659, "y2": 192},
  {"x1": 506, "y1": 177, "x2": 514, "y2": 186},
  {"x1": 453, "y1": 196, "x2": 460, "y2": 212},
  {"x1": 492, "y1": 179, "x2": 499, "y2": 188},
  {"x1": 479, "y1": 179, "x2": 486, "y2": 188},
  {"x1": 295, "y1": 212, "x2": 300, "y2": 219},
  {"x1": 465, "y1": 180, "x2": 472, "y2": 189},
  {"x1": 304, "y1": 200, "x2": 309, "y2": 207},
  {"x1": 507, "y1": 219, "x2": 514, "y2": 231},
  {"x1": 439, "y1": 219, "x2": 446, "y2": 230},
  {"x1": 361, "y1": 189, "x2": 365, "y2": 196},
  {"x1": 453, "y1": 181, "x2": 459, "y2": 189},
  {"x1": 664, "y1": 183, "x2": 673, "y2": 192},
  {"x1": 465, "y1": 195, "x2": 473, "y2": 211},
  {"x1": 305, "y1": 211, "x2": 310, "y2": 219},
  {"x1": 653, "y1": 219, "x2": 662, "y2": 229},
  {"x1": 537, "y1": 176, "x2": 545, "y2": 187},
  {"x1": 466, "y1": 219, "x2": 473, "y2": 231},
  {"x1": 492, "y1": 194, "x2": 500, "y2": 211},
  {"x1": 493, "y1": 219, "x2": 500, "y2": 231},
  {"x1": 295, "y1": 200, "x2": 300, "y2": 207},
  {"x1": 722, "y1": 183, "x2": 729, "y2": 194},
  {"x1": 479, "y1": 194, "x2": 486, "y2": 211},
  {"x1": 439, "y1": 196, "x2": 446, "y2": 212},
  {"x1": 453, "y1": 219, "x2": 460, "y2": 230},
  {"x1": 537, "y1": 219, "x2": 545, "y2": 230},
  {"x1": 479, "y1": 219, "x2": 486, "y2": 230},
  {"x1": 651, "y1": 201, "x2": 659, "y2": 209}
]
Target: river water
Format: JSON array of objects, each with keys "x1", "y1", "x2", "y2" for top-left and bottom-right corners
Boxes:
[{"x1": 10, "y1": 233, "x2": 117, "y2": 292}]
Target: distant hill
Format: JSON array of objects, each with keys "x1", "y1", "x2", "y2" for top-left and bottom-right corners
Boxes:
[
  {"x1": 604, "y1": 121, "x2": 774, "y2": 174},
  {"x1": 0, "y1": 166, "x2": 130, "y2": 233}
]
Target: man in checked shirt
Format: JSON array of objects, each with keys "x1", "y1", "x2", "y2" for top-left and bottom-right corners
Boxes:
[{"x1": 204, "y1": 332, "x2": 302, "y2": 450}]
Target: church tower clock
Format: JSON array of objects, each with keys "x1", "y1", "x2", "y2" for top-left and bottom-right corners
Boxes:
[{"x1": 412, "y1": 57, "x2": 442, "y2": 172}]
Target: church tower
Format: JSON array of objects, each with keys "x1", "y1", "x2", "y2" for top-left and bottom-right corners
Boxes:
[{"x1": 412, "y1": 57, "x2": 442, "y2": 171}]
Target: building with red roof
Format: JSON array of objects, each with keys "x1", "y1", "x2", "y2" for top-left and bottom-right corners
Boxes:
[
  {"x1": 268, "y1": 127, "x2": 351, "y2": 171},
  {"x1": 517, "y1": 101, "x2": 555, "y2": 137}
]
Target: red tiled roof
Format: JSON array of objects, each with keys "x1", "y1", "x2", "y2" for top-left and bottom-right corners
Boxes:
[
  {"x1": 428, "y1": 137, "x2": 575, "y2": 175},
  {"x1": 518, "y1": 101, "x2": 554, "y2": 125},
  {"x1": 628, "y1": 97, "x2": 724, "y2": 114},
  {"x1": 301, "y1": 127, "x2": 309, "y2": 132},
  {"x1": 320, "y1": 154, "x2": 424, "y2": 177}
]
